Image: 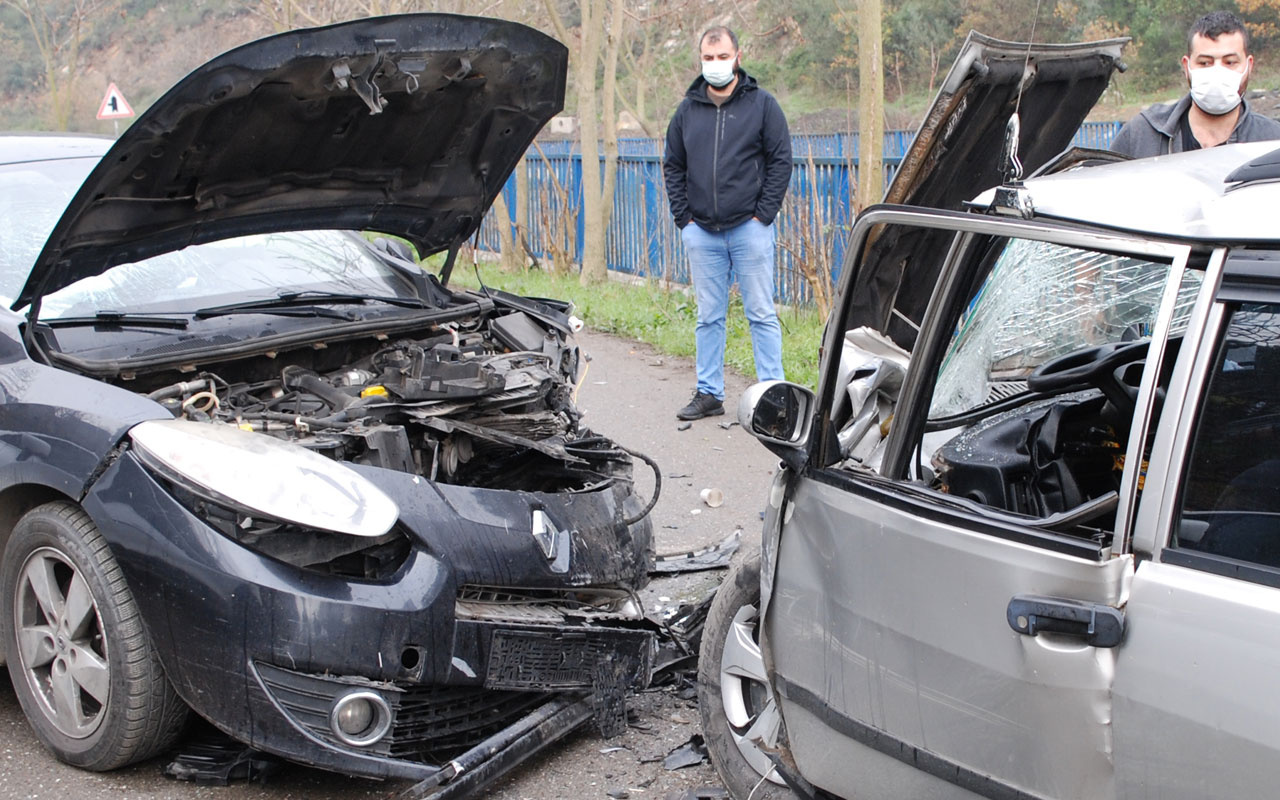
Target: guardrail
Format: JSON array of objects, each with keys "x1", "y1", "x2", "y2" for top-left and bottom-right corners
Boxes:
[{"x1": 476, "y1": 122, "x2": 1123, "y2": 305}]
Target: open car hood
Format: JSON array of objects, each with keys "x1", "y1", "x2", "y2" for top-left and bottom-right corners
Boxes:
[
  {"x1": 847, "y1": 32, "x2": 1127, "y2": 349},
  {"x1": 16, "y1": 14, "x2": 566, "y2": 310}
]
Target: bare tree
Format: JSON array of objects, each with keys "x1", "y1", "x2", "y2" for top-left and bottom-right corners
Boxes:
[
  {"x1": 856, "y1": 0, "x2": 884, "y2": 211},
  {"x1": 5, "y1": 0, "x2": 114, "y2": 130},
  {"x1": 599, "y1": 0, "x2": 623, "y2": 238}
]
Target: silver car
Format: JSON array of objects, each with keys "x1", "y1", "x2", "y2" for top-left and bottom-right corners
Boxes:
[{"x1": 700, "y1": 33, "x2": 1280, "y2": 800}]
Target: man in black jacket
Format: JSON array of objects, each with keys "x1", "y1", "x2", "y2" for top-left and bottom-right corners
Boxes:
[{"x1": 664, "y1": 26, "x2": 792, "y2": 421}]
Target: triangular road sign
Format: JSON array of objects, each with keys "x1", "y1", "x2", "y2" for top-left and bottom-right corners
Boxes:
[{"x1": 96, "y1": 82, "x2": 135, "y2": 120}]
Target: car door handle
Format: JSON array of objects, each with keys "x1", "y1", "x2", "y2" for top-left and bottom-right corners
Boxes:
[{"x1": 1006, "y1": 594, "x2": 1125, "y2": 648}]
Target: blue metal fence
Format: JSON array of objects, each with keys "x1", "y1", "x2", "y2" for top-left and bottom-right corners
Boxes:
[{"x1": 477, "y1": 121, "x2": 1122, "y2": 305}]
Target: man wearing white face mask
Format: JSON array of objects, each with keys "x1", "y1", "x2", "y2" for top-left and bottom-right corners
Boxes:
[
  {"x1": 1112, "y1": 10, "x2": 1280, "y2": 157},
  {"x1": 664, "y1": 26, "x2": 792, "y2": 421}
]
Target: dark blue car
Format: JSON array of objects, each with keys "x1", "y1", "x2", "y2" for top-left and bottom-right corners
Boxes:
[{"x1": 0, "y1": 15, "x2": 654, "y2": 793}]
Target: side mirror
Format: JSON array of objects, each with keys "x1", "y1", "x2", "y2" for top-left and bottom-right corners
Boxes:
[{"x1": 738, "y1": 381, "x2": 815, "y2": 471}]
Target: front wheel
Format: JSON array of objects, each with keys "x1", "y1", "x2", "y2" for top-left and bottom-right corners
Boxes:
[
  {"x1": 1, "y1": 501, "x2": 189, "y2": 770},
  {"x1": 698, "y1": 557, "x2": 798, "y2": 800}
]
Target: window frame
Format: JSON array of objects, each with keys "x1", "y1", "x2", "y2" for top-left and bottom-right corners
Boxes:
[
  {"x1": 1148, "y1": 254, "x2": 1280, "y2": 585},
  {"x1": 815, "y1": 207, "x2": 1196, "y2": 557}
]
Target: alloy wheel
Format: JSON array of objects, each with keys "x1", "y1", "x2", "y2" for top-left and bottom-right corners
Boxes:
[
  {"x1": 13, "y1": 546, "x2": 110, "y2": 739},
  {"x1": 719, "y1": 602, "x2": 785, "y2": 785}
]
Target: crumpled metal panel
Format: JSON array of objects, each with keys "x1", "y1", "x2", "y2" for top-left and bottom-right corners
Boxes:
[{"x1": 832, "y1": 326, "x2": 911, "y2": 469}]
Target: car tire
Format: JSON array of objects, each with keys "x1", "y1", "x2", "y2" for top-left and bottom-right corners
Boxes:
[
  {"x1": 698, "y1": 556, "x2": 799, "y2": 800},
  {"x1": 1, "y1": 500, "x2": 189, "y2": 770}
]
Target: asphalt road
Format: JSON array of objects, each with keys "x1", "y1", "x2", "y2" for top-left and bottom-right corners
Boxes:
[{"x1": 0, "y1": 327, "x2": 782, "y2": 800}]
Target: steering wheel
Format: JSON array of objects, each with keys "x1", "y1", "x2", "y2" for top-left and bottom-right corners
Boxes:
[{"x1": 1027, "y1": 340, "x2": 1151, "y2": 417}]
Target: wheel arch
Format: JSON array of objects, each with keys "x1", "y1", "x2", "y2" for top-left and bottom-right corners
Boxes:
[{"x1": 0, "y1": 483, "x2": 80, "y2": 666}]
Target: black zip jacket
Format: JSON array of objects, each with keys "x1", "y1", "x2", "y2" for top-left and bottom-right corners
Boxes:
[{"x1": 663, "y1": 71, "x2": 791, "y2": 231}]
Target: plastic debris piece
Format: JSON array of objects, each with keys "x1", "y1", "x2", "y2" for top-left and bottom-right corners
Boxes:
[
  {"x1": 650, "y1": 530, "x2": 741, "y2": 574},
  {"x1": 699, "y1": 488, "x2": 724, "y2": 508},
  {"x1": 663, "y1": 789, "x2": 730, "y2": 800},
  {"x1": 677, "y1": 421, "x2": 693, "y2": 431},
  {"x1": 662, "y1": 734, "x2": 708, "y2": 770},
  {"x1": 163, "y1": 722, "x2": 282, "y2": 785},
  {"x1": 608, "y1": 789, "x2": 631, "y2": 799}
]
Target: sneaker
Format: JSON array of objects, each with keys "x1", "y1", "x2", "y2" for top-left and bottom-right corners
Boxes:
[{"x1": 677, "y1": 391, "x2": 725, "y2": 420}]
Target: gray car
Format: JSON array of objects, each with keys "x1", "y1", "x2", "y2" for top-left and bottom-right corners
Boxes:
[{"x1": 699, "y1": 33, "x2": 1280, "y2": 800}]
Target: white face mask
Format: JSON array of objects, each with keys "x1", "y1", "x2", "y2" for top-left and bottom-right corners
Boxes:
[
  {"x1": 702, "y1": 58, "x2": 736, "y2": 88},
  {"x1": 1189, "y1": 63, "x2": 1245, "y2": 116}
]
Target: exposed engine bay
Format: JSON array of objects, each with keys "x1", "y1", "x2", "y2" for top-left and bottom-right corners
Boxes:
[{"x1": 116, "y1": 298, "x2": 648, "y2": 498}]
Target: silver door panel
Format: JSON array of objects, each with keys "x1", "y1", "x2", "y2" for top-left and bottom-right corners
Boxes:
[
  {"x1": 781, "y1": 701, "x2": 986, "y2": 800},
  {"x1": 1115, "y1": 561, "x2": 1280, "y2": 800},
  {"x1": 769, "y1": 476, "x2": 1129, "y2": 799}
]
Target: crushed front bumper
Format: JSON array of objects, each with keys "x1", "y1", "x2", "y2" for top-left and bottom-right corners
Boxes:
[{"x1": 83, "y1": 451, "x2": 655, "y2": 781}]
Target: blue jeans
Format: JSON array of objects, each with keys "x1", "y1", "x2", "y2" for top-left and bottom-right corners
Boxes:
[{"x1": 681, "y1": 219, "x2": 784, "y2": 400}]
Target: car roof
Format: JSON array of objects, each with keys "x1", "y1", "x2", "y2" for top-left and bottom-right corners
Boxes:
[
  {"x1": 1017, "y1": 141, "x2": 1280, "y2": 243},
  {"x1": 0, "y1": 134, "x2": 112, "y2": 166}
]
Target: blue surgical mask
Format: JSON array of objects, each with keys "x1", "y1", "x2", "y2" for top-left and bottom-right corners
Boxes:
[{"x1": 702, "y1": 58, "x2": 736, "y2": 88}]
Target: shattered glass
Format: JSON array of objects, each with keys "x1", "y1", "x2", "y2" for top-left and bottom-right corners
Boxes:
[{"x1": 930, "y1": 238, "x2": 1202, "y2": 419}]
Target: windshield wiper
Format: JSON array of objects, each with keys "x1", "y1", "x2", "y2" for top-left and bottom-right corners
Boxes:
[
  {"x1": 194, "y1": 290, "x2": 428, "y2": 320},
  {"x1": 42, "y1": 310, "x2": 190, "y2": 329}
]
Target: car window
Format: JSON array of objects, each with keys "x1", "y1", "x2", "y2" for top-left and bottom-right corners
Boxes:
[
  {"x1": 913, "y1": 237, "x2": 1197, "y2": 528},
  {"x1": 930, "y1": 239, "x2": 1200, "y2": 419},
  {"x1": 1175, "y1": 303, "x2": 1280, "y2": 569},
  {"x1": 0, "y1": 157, "x2": 420, "y2": 318},
  {"x1": 0, "y1": 158, "x2": 96, "y2": 305}
]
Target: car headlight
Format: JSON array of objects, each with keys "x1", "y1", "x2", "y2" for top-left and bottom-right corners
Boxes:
[{"x1": 129, "y1": 418, "x2": 399, "y2": 538}]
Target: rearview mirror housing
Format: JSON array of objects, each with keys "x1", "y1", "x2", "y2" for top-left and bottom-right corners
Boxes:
[{"x1": 738, "y1": 381, "x2": 815, "y2": 471}]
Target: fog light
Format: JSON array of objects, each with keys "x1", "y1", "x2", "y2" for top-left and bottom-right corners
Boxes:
[{"x1": 329, "y1": 690, "x2": 392, "y2": 747}]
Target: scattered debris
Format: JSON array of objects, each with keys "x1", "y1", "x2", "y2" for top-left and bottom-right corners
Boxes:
[
  {"x1": 662, "y1": 734, "x2": 708, "y2": 770},
  {"x1": 664, "y1": 788, "x2": 730, "y2": 800},
  {"x1": 699, "y1": 488, "x2": 724, "y2": 508},
  {"x1": 690, "y1": 508, "x2": 702, "y2": 515},
  {"x1": 650, "y1": 530, "x2": 741, "y2": 574},
  {"x1": 717, "y1": 420, "x2": 739, "y2": 430},
  {"x1": 608, "y1": 789, "x2": 631, "y2": 799},
  {"x1": 677, "y1": 421, "x2": 693, "y2": 431},
  {"x1": 163, "y1": 722, "x2": 282, "y2": 785},
  {"x1": 600, "y1": 746, "x2": 627, "y2": 754},
  {"x1": 667, "y1": 472, "x2": 691, "y2": 479},
  {"x1": 648, "y1": 593, "x2": 716, "y2": 687}
]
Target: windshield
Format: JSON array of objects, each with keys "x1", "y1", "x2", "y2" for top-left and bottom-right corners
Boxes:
[
  {"x1": 0, "y1": 157, "x2": 420, "y2": 318},
  {"x1": 930, "y1": 238, "x2": 1201, "y2": 419}
]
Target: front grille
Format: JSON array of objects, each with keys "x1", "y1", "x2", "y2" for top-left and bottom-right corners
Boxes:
[
  {"x1": 254, "y1": 662, "x2": 545, "y2": 764},
  {"x1": 388, "y1": 685, "x2": 545, "y2": 762},
  {"x1": 455, "y1": 584, "x2": 641, "y2": 624}
]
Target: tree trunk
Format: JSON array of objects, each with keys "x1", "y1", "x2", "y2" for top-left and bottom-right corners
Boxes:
[
  {"x1": 577, "y1": 0, "x2": 606, "y2": 284},
  {"x1": 599, "y1": 0, "x2": 623, "y2": 240},
  {"x1": 856, "y1": 0, "x2": 884, "y2": 212},
  {"x1": 492, "y1": 189, "x2": 521, "y2": 270}
]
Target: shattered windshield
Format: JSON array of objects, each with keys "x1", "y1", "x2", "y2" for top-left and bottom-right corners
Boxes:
[
  {"x1": 930, "y1": 238, "x2": 1201, "y2": 419},
  {"x1": 0, "y1": 157, "x2": 419, "y2": 318},
  {"x1": 38, "y1": 231, "x2": 418, "y2": 319}
]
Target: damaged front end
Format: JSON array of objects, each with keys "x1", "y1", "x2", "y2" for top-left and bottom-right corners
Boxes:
[
  {"x1": 137, "y1": 289, "x2": 636, "y2": 502},
  {"x1": 71, "y1": 283, "x2": 658, "y2": 785}
]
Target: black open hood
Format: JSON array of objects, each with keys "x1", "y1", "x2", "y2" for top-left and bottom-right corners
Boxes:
[
  {"x1": 16, "y1": 14, "x2": 567, "y2": 310},
  {"x1": 847, "y1": 32, "x2": 1128, "y2": 349}
]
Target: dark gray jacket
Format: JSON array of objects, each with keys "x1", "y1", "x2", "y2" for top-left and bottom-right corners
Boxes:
[
  {"x1": 1111, "y1": 94, "x2": 1280, "y2": 158},
  {"x1": 663, "y1": 71, "x2": 791, "y2": 231}
]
